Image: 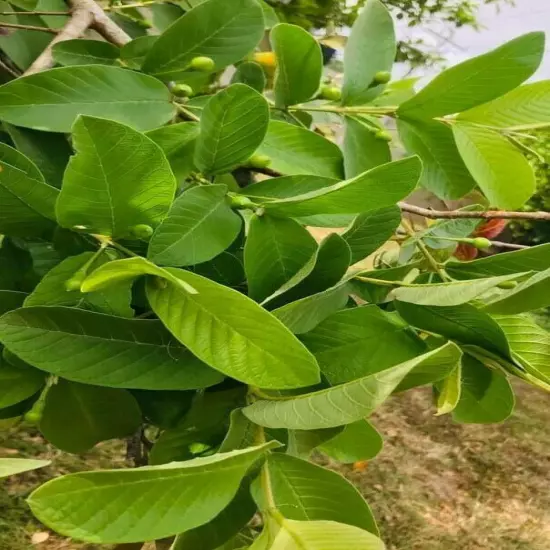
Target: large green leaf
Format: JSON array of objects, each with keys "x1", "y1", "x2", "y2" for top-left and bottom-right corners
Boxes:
[
  {"x1": 142, "y1": 0, "x2": 264, "y2": 78},
  {"x1": 452, "y1": 122, "x2": 535, "y2": 209},
  {"x1": 263, "y1": 156, "x2": 421, "y2": 217},
  {"x1": 286, "y1": 427, "x2": 343, "y2": 459},
  {"x1": 397, "y1": 119, "x2": 476, "y2": 200},
  {"x1": 342, "y1": 0, "x2": 395, "y2": 105},
  {"x1": 0, "y1": 144, "x2": 58, "y2": 237},
  {"x1": 343, "y1": 117, "x2": 391, "y2": 178},
  {"x1": 56, "y1": 116, "x2": 176, "y2": 238},
  {"x1": 146, "y1": 268, "x2": 320, "y2": 389},
  {"x1": 0, "y1": 353, "x2": 45, "y2": 408},
  {"x1": 0, "y1": 458, "x2": 50, "y2": 479},
  {"x1": 148, "y1": 185, "x2": 242, "y2": 266},
  {"x1": 231, "y1": 61, "x2": 266, "y2": 92},
  {"x1": 420, "y1": 212, "x2": 481, "y2": 250},
  {"x1": 256, "y1": 454, "x2": 378, "y2": 534},
  {"x1": 391, "y1": 273, "x2": 523, "y2": 307},
  {"x1": 452, "y1": 355, "x2": 514, "y2": 424},
  {"x1": 255, "y1": 121, "x2": 344, "y2": 179},
  {"x1": 458, "y1": 80, "x2": 550, "y2": 129},
  {"x1": 342, "y1": 206, "x2": 401, "y2": 264},
  {"x1": 243, "y1": 343, "x2": 460, "y2": 429},
  {"x1": 40, "y1": 380, "x2": 141, "y2": 454},
  {"x1": 195, "y1": 84, "x2": 269, "y2": 174},
  {"x1": 396, "y1": 301, "x2": 511, "y2": 359},
  {"x1": 301, "y1": 305, "x2": 425, "y2": 385},
  {"x1": 271, "y1": 23, "x2": 322, "y2": 107},
  {"x1": 398, "y1": 32, "x2": 545, "y2": 119},
  {"x1": 0, "y1": 290, "x2": 26, "y2": 316},
  {"x1": 0, "y1": 65, "x2": 174, "y2": 132},
  {"x1": 320, "y1": 420, "x2": 383, "y2": 463},
  {"x1": 28, "y1": 443, "x2": 276, "y2": 544},
  {"x1": 25, "y1": 252, "x2": 133, "y2": 317},
  {"x1": 243, "y1": 174, "x2": 337, "y2": 201},
  {"x1": 244, "y1": 214, "x2": 317, "y2": 303},
  {"x1": 52, "y1": 39, "x2": 120, "y2": 66},
  {"x1": 0, "y1": 307, "x2": 222, "y2": 390}
]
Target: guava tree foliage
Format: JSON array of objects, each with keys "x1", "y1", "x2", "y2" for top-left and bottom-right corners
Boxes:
[{"x1": 0, "y1": 0, "x2": 550, "y2": 548}]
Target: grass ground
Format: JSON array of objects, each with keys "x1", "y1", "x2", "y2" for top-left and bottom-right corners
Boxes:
[{"x1": 1, "y1": 381, "x2": 550, "y2": 550}]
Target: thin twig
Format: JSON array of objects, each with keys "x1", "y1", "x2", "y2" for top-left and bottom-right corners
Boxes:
[
  {"x1": 490, "y1": 240, "x2": 529, "y2": 250},
  {"x1": 0, "y1": 58, "x2": 20, "y2": 77},
  {"x1": 0, "y1": 21, "x2": 58, "y2": 32},
  {"x1": 103, "y1": 1, "x2": 162, "y2": 10},
  {"x1": 174, "y1": 103, "x2": 200, "y2": 122}
]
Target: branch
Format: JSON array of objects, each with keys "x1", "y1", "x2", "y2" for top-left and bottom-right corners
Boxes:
[
  {"x1": 0, "y1": 21, "x2": 58, "y2": 32},
  {"x1": 399, "y1": 202, "x2": 550, "y2": 221}
]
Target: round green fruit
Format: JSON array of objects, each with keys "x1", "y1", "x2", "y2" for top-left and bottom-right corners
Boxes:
[
  {"x1": 130, "y1": 224, "x2": 154, "y2": 240},
  {"x1": 497, "y1": 280, "x2": 519, "y2": 290},
  {"x1": 471, "y1": 237, "x2": 492, "y2": 250},
  {"x1": 246, "y1": 153, "x2": 272, "y2": 169},
  {"x1": 374, "y1": 129, "x2": 392, "y2": 142},
  {"x1": 319, "y1": 85, "x2": 342, "y2": 101},
  {"x1": 190, "y1": 56, "x2": 215, "y2": 72},
  {"x1": 373, "y1": 70, "x2": 391, "y2": 84},
  {"x1": 171, "y1": 83, "x2": 194, "y2": 97}
]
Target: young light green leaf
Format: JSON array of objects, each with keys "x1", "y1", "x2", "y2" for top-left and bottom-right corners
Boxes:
[
  {"x1": 452, "y1": 355, "x2": 515, "y2": 424},
  {"x1": 398, "y1": 32, "x2": 545, "y2": 119},
  {"x1": 255, "y1": 121, "x2": 344, "y2": 179},
  {"x1": 263, "y1": 156, "x2": 421, "y2": 217},
  {"x1": 452, "y1": 122, "x2": 535, "y2": 209},
  {"x1": 28, "y1": 443, "x2": 277, "y2": 544},
  {"x1": 256, "y1": 454, "x2": 378, "y2": 534},
  {"x1": 435, "y1": 363, "x2": 462, "y2": 416},
  {"x1": 243, "y1": 342, "x2": 461, "y2": 429},
  {"x1": 398, "y1": 119, "x2": 476, "y2": 200},
  {"x1": 231, "y1": 61, "x2": 266, "y2": 92},
  {"x1": 146, "y1": 268, "x2": 320, "y2": 389},
  {"x1": 342, "y1": 0, "x2": 395, "y2": 105},
  {"x1": 458, "y1": 80, "x2": 550, "y2": 129},
  {"x1": 343, "y1": 117, "x2": 391, "y2": 178},
  {"x1": 342, "y1": 206, "x2": 401, "y2": 264},
  {"x1": 0, "y1": 353, "x2": 45, "y2": 409},
  {"x1": 244, "y1": 214, "x2": 317, "y2": 303},
  {"x1": 271, "y1": 23, "x2": 322, "y2": 107},
  {"x1": 0, "y1": 458, "x2": 50, "y2": 479},
  {"x1": 142, "y1": 0, "x2": 264, "y2": 78},
  {"x1": 0, "y1": 307, "x2": 222, "y2": 390},
  {"x1": 56, "y1": 116, "x2": 176, "y2": 239},
  {"x1": 0, "y1": 65, "x2": 175, "y2": 132},
  {"x1": 195, "y1": 84, "x2": 269, "y2": 174},
  {"x1": 52, "y1": 39, "x2": 120, "y2": 66},
  {"x1": 148, "y1": 185, "x2": 242, "y2": 267},
  {"x1": 40, "y1": 379, "x2": 141, "y2": 454},
  {"x1": 320, "y1": 420, "x2": 383, "y2": 464},
  {"x1": 0, "y1": 144, "x2": 58, "y2": 238}
]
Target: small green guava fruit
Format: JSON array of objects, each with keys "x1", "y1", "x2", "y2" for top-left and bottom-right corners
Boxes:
[
  {"x1": 319, "y1": 85, "x2": 342, "y2": 101},
  {"x1": 471, "y1": 237, "x2": 492, "y2": 250},
  {"x1": 190, "y1": 56, "x2": 215, "y2": 72},
  {"x1": 374, "y1": 129, "x2": 392, "y2": 142},
  {"x1": 171, "y1": 83, "x2": 194, "y2": 97},
  {"x1": 373, "y1": 70, "x2": 391, "y2": 84},
  {"x1": 130, "y1": 224, "x2": 154, "y2": 240},
  {"x1": 246, "y1": 153, "x2": 272, "y2": 169}
]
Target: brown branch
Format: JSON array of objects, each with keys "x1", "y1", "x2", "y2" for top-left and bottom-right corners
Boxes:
[
  {"x1": 0, "y1": 21, "x2": 58, "y2": 32},
  {"x1": 399, "y1": 202, "x2": 550, "y2": 222}
]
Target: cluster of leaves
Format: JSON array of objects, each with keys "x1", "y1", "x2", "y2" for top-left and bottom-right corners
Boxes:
[{"x1": 0, "y1": 0, "x2": 549, "y2": 548}]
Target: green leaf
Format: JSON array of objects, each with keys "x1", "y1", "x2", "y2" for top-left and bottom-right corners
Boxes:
[
  {"x1": 483, "y1": 268, "x2": 550, "y2": 314},
  {"x1": 343, "y1": 117, "x2": 391, "y2": 178},
  {"x1": 219, "y1": 408, "x2": 257, "y2": 453},
  {"x1": 142, "y1": 0, "x2": 264, "y2": 79},
  {"x1": 0, "y1": 353, "x2": 45, "y2": 408},
  {"x1": 194, "y1": 84, "x2": 269, "y2": 174},
  {"x1": 40, "y1": 379, "x2": 141, "y2": 454},
  {"x1": 286, "y1": 427, "x2": 343, "y2": 458},
  {"x1": 301, "y1": 305, "x2": 425, "y2": 384},
  {"x1": 148, "y1": 185, "x2": 242, "y2": 267},
  {"x1": 231, "y1": 61, "x2": 266, "y2": 92},
  {"x1": 193, "y1": 251, "x2": 245, "y2": 288},
  {"x1": 452, "y1": 355, "x2": 514, "y2": 424},
  {"x1": 320, "y1": 420, "x2": 383, "y2": 463},
  {"x1": 0, "y1": 290, "x2": 26, "y2": 316},
  {"x1": 120, "y1": 35, "x2": 158, "y2": 69},
  {"x1": 243, "y1": 174, "x2": 338, "y2": 201},
  {"x1": 0, "y1": 65, "x2": 174, "y2": 132},
  {"x1": 0, "y1": 306, "x2": 222, "y2": 390},
  {"x1": 395, "y1": 301, "x2": 511, "y2": 359},
  {"x1": 244, "y1": 215, "x2": 317, "y2": 303},
  {"x1": 271, "y1": 23, "x2": 322, "y2": 107},
  {"x1": 263, "y1": 156, "x2": 421, "y2": 217},
  {"x1": 0, "y1": 458, "x2": 50, "y2": 479},
  {"x1": 132, "y1": 389, "x2": 194, "y2": 429},
  {"x1": 28, "y1": 443, "x2": 277, "y2": 544},
  {"x1": 458, "y1": 80, "x2": 550, "y2": 129},
  {"x1": 342, "y1": 0, "x2": 395, "y2": 105},
  {"x1": 391, "y1": 273, "x2": 523, "y2": 307},
  {"x1": 398, "y1": 32, "x2": 545, "y2": 120},
  {"x1": 0, "y1": 143, "x2": 58, "y2": 237},
  {"x1": 420, "y1": 213, "x2": 481, "y2": 250},
  {"x1": 342, "y1": 206, "x2": 401, "y2": 264},
  {"x1": 397, "y1": 119, "x2": 476, "y2": 200},
  {"x1": 272, "y1": 284, "x2": 350, "y2": 335},
  {"x1": 255, "y1": 121, "x2": 344, "y2": 179},
  {"x1": 56, "y1": 116, "x2": 176, "y2": 238},
  {"x1": 452, "y1": 122, "x2": 535, "y2": 209},
  {"x1": 4, "y1": 124, "x2": 71, "y2": 189},
  {"x1": 256, "y1": 454, "x2": 378, "y2": 534},
  {"x1": 435, "y1": 363, "x2": 462, "y2": 416},
  {"x1": 52, "y1": 39, "x2": 120, "y2": 66},
  {"x1": 243, "y1": 342, "x2": 461, "y2": 429},
  {"x1": 25, "y1": 252, "x2": 133, "y2": 318},
  {"x1": 446, "y1": 243, "x2": 550, "y2": 279},
  {"x1": 146, "y1": 268, "x2": 320, "y2": 389}
]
